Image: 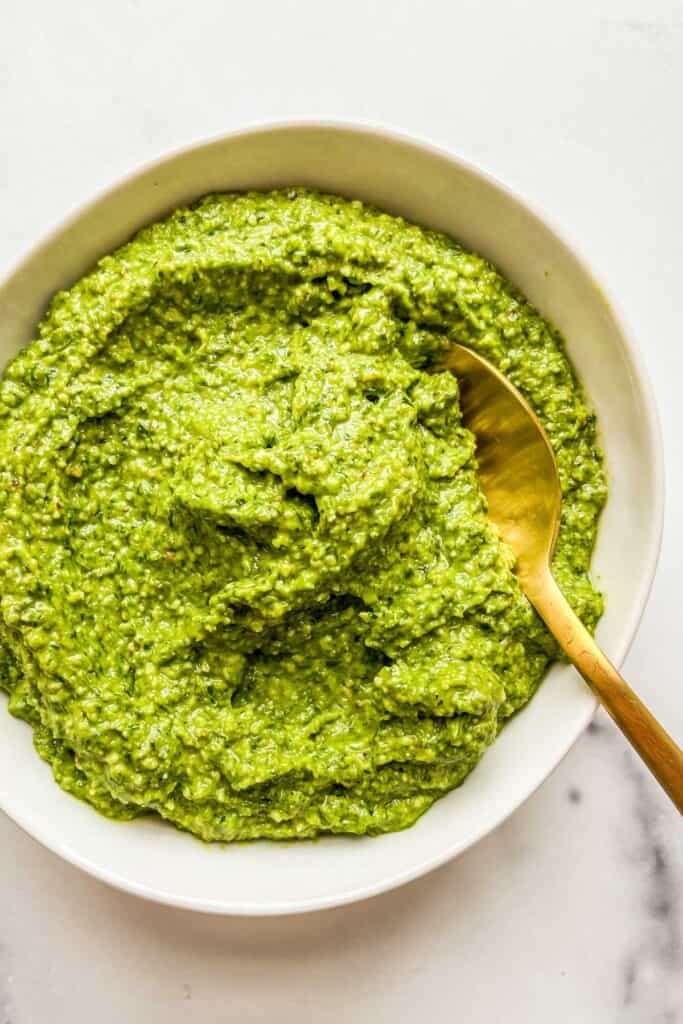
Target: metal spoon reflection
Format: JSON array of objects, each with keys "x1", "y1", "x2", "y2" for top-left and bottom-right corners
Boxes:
[{"x1": 436, "y1": 343, "x2": 682, "y2": 812}]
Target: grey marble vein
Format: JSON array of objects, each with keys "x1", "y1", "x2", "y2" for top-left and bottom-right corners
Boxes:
[{"x1": 619, "y1": 753, "x2": 682, "y2": 1021}]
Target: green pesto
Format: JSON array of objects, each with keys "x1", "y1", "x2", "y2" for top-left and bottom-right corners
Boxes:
[{"x1": 0, "y1": 190, "x2": 606, "y2": 840}]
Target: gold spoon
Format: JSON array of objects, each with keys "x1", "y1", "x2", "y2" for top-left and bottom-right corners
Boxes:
[{"x1": 437, "y1": 343, "x2": 683, "y2": 812}]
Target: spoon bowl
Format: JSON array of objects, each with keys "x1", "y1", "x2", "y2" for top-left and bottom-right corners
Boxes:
[{"x1": 438, "y1": 344, "x2": 562, "y2": 584}]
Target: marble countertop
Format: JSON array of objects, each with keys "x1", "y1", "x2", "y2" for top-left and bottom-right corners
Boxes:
[{"x1": 1, "y1": 0, "x2": 681, "y2": 1020}]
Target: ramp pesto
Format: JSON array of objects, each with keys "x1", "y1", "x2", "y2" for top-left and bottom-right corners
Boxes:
[{"x1": 0, "y1": 190, "x2": 606, "y2": 840}]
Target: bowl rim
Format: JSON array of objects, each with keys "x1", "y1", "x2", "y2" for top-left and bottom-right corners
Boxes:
[{"x1": 0, "y1": 119, "x2": 665, "y2": 915}]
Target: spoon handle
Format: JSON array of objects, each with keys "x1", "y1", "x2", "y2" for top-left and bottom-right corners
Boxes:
[{"x1": 527, "y1": 570, "x2": 683, "y2": 813}]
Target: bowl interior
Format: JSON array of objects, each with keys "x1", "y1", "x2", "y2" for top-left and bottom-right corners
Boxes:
[{"x1": 0, "y1": 125, "x2": 662, "y2": 914}]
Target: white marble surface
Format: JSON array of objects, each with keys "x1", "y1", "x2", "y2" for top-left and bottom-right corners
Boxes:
[{"x1": 1, "y1": 0, "x2": 682, "y2": 1020}]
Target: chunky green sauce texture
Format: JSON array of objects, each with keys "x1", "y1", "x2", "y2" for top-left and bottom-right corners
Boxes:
[{"x1": 0, "y1": 190, "x2": 606, "y2": 839}]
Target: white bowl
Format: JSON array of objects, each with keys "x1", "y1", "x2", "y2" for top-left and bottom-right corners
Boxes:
[{"x1": 0, "y1": 123, "x2": 664, "y2": 915}]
